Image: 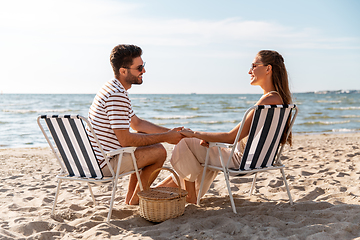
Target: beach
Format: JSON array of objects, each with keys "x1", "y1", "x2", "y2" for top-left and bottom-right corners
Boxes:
[{"x1": 1, "y1": 133, "x2": 360, "y2": 239}]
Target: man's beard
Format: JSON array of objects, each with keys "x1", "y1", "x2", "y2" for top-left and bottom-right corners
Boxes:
[{"x1": 125, "y1": 72, "x2": 143, "y2": 85}]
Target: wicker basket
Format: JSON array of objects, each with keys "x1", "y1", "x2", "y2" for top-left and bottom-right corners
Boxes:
[{"x1": 137, "y1": 167, "x2": 188, "y2": 222}]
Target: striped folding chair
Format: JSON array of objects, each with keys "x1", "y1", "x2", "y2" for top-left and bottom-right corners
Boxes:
[
  {"x1": 197, "y1": 104, "x2": 298, "y2": 213},
  {"x1": 37, "y1": 115, "x2": 143, "y2": 222}
]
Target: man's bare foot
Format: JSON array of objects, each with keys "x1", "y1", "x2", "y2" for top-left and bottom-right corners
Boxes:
[
  {"x1": 125, "y1": 191, "x2": 133, "y2": 205},
  {"x1": 128, "y1": 191, "x2": 140, "y2": 205}
]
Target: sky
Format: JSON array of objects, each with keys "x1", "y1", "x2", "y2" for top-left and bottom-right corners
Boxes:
[{"x1": 0, "y1": 0, "x2": 359, "y2": 94}]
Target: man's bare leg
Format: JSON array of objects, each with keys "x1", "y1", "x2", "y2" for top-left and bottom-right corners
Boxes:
[
  {"x1": 128, "y1": 143, "x2": 167, "y2": 205},
  {"x1": 125, "y1": 173, "x2": 138, "y2": 204}
]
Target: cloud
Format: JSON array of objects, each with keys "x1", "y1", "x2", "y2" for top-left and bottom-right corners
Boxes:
[{"x1": 1, "y1": 0, "x2": 358, "y2": 49}]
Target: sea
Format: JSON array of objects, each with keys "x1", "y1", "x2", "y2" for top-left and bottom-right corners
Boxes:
[{"x1": 1, "y1": 91, "x2": 360, "y2": 149}]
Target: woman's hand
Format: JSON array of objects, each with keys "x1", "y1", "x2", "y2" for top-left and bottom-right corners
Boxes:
[
  {"x1": 179, "y1": 128, "x2": 209, "y2": 147},
  {"x1": 200, "y1": 140, "x2": 209, "y2": 148},
  {"x1": 179, "y1": 128, "x2": 196, "y2": 138}
]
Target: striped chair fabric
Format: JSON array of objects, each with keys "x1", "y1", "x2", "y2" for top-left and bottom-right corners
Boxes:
[
  {"x1": 37, "y1": 114, "x2": 143, "y2": 222},
  {"x1": 240, "y1": 104, "x2": 294, "y2": 171},
  {"x1": 41, "y1": 115, "x2": 103, "y2": 179},
  {"x1": 197, "y1": 104, "x2": 298, "y2": 213}
]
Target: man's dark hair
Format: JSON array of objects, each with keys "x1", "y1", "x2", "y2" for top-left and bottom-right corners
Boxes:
[{"x1": 110, "y1": 44, "x2": 142, "y2": 78}]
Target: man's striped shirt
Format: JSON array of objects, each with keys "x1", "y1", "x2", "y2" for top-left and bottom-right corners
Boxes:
[{"x1": 86, "y1": 78, "x2": 134, "y2": 167}]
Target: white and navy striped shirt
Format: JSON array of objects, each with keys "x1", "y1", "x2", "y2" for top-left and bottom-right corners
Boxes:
[{"x1": 87, "y1": 79, "x2": 134, "y2": 167}]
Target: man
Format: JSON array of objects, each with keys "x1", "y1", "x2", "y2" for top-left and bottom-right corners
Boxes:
[{"x1": 87, "y1": 44, "x2": 183, "y2": 205}]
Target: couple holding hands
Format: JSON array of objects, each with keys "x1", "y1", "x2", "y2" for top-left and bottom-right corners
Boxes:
[{"x1": 87, "y1": 44, "x2": 292, "y2": 205}]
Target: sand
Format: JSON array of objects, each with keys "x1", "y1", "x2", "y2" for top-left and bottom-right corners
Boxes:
[{"x1": 1, "y1": 133, "x2": 360, "y2": 240}]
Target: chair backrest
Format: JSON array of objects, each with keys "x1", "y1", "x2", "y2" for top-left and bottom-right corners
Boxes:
[
  {"x1": 239, "y1": 104, "x2": 297, "y2": 171},
  {"x1": 38, "y1": 115, "x2": 103, "y2": 179}
]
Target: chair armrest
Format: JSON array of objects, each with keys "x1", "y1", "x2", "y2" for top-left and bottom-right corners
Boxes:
[
  {"x1": 209, "y1": 142, "x2": 234, "y2": 148},
  {"x1": 106, "y1": 147, "x2": 137, "y2": 157}
]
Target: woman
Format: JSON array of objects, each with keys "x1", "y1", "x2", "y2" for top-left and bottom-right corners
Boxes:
[{"x1": 160, "y1": 50, "x2": 293, "y2": 203}]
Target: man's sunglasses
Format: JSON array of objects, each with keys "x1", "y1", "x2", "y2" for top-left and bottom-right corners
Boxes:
[{"x1": 123, "y1": 62, "x2": 146, "y2": 72}]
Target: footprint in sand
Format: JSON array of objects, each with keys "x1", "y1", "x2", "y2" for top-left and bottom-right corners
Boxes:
[
  {"x1": 9, "y1": 221, "x2": 55, "y2": 237},
  {"x1": 298, "y1": 187, "x2": 326, "y2": 202}
]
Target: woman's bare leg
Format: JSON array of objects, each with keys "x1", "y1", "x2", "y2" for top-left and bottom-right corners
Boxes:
[
  {"x1": 184, "y1": 180, "x2": 197, "y2": 204},
  {"x1": 155, "y1": 175, "x2": 179, "y2": 188}
]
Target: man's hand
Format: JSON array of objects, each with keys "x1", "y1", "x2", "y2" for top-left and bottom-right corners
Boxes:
[{"x1": 165, "y1": 127, "x2": 185, "y2": 145}]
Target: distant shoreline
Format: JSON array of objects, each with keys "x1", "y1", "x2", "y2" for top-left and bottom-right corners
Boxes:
[{"x1": 1, "y1": 90, "x2": 359, "y2": 95}]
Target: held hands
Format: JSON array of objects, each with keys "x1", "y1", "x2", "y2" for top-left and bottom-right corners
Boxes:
[
  {"x1": 180, "y1": 128, "x2": 210, "y2": 148},
  {"x1": 165, "y1": 127, "x2": 185, "y2": 145},
  {"x1": 165, "y1": 127, "x2": 198, "y2": 145},
  {"x1": 165, "y1": 127, "x2": 210, "y2": 147},
  {"x1": 178, "y1": 128, "x2": 195, "y2": 138}
]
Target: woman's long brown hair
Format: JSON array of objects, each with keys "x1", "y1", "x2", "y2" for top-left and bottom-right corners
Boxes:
[{"x1": 258, "y1": 50, "x2": 293, "y2": 145}]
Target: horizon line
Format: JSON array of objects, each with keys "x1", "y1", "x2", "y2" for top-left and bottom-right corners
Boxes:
[{"x1": 1, "y1": 89, "x2": 359, "y2": 95}]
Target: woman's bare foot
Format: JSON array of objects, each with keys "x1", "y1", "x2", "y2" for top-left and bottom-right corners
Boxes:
[
  {"x1": 184, "y1": 180, "x2": 197, "y2": 204},
  {"x1": 155, "y1": 175, "x2": 179, "y2": 188},
  {"x1": 186, "y1": 195, "x2": 197, "y2": 204}
]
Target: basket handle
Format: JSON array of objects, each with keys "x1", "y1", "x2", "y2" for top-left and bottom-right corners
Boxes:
[{"x1": 147, "y1": 167, "x2": 182, "y2": 196}]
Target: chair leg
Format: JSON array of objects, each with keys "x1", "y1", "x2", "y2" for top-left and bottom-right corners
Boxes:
[
  {"x1": 249, "y1": 173, "x2": 257, "y2": 196},
  {"x1": 131, "y1": 152, "x2": 143, "y2": 191},
  {"x1": 197, "y1": 168, "x2": 207, "y2": 206},
  {"x1": 280, "y1": 169, "x2": 293, "y2": 205},
  {"x1": 107, "y1": 180, "x2": 118, "y2": 222},
  {"x1": 51, "y1": 179, "x2": 62, "y2": 215},
  {"x1": 197, "y1": 149, "x2": 211, "y2": 206},
  {"x1": 107, "y1": 153, "x2": 123, "y2": 222},
  {"x1": 87, "y1": 182, "x2": 96, "y2": 206},
  {"x1": 223, "y1": 171, "x2": 237, "y2": 214}
]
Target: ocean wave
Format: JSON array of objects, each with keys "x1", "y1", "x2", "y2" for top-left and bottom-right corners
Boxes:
[
  {"x1": 155, "y1": 119, "x2": 238, "y2": 126},
  {"x1": 152, "y1": 115, "x2": 204, "y2": 120},
  {"x1": 197, "y1": 120, "x2": 238, "y2": 124},
  {"x1": 171, "y1": 104, "x2": 190, "y2": 109},
  {"x1": 341, "y1": 115, "x2": 360, "y2": 118},
  {"x1": 246, "y1": 101, "x2": 257, "y2": 105},
  {"x1": 305, "y1": 115, "x2": 360, "y2": 120},
  {"x1": 156, "y1": 121, "x2": 191, "y2": 126},
  {"x1": 316, "y1": 100, "x2": 342, "y2": 103},
  {"x1": 332, "y1": 128, "x2": 360, "y2": 133},
  {"x1": 327, "y1": 107, "x2": 360, "y2": 110},
  {"x1": 2, "y1": 109, "x2": 73, "y2": 114},
  {"x1": 223, "y1": 106, "x2": 245, "y2": 110},
  {"x1": 304, "y1": 116, "x2": 332, "y2": 120},
  {"x1": 300, "y1": 120, "x2": 351, "y2": 126}
]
